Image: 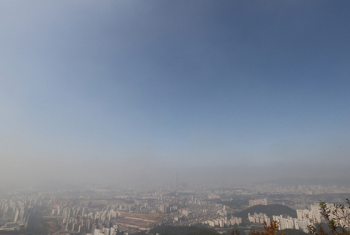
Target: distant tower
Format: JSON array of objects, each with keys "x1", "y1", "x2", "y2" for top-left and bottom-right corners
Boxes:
[{"x1": 176, "y1": 171, "x2": 178, "y2": 188}]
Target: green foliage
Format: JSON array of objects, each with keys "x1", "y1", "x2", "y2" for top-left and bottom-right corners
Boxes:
[
  {"x1": 149, "y1": 225, "x2": 218, "y2": 235},
  {"x1": 187, "y1": 229, "x2": 220, "y2": 235},
  {"x1": 220, "y1": 227, "x2": 247, "y2": 235},
  {"x1": 308, "y1": 199, "x2": 350, "y2": 235},
  {"x1": 250, "y1": 221, "x2": 285, "y2": 235},
  {"x1": 282, "y1": 229, "x2": 308, "y2": 235},
  {"x1": 231, "y1": 229, "x2": 241, "y2": 235}
]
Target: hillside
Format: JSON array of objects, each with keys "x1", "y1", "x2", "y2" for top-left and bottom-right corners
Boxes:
[
  {"x1": 233, "y1": 204, "x2": 297, "y2": 218},
  {"x1": 283, "y1": 229, "x2": 308, "y2": 235},
  {"x1": 149, "y1": 226, "x2": 218, "y2": 235}
]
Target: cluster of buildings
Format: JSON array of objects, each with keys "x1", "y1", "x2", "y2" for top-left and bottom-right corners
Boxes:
[
  {"x1": 204, "y1": 216, "x2": 242, "y2": 228},
  {"x1": 246, "y1": 203, "x2": 326, "y2": 233},
  {"x1": 296, "y1": 204, "x2": 322, "y2": 223},
  {"x1": 0, "y1": 198, "x2": 35, "y2": 231},
  {"x1": 248, "y1": 213, "x2": 270, "y2": 224},
  {"x1": 272, "y1": 215, "x2": 309, "y2": 233},
  {"x1": 246, "y1": 211, "x2": 310, "y2": 233},
  {"x1": 202, "y1": 206, "x2": 242, "y2": 228},
  {"x1": 1, "y1": 184, "x2": 348, "y2": 235},
  {"x1": 159, "y1": 203, "x2": 179, "y2": 213},
  {"x1": 45, "y1": 190, "x2": 211, "y2": 234},
  {"x1": 55, "y1": 205, "x2": 122, "y2": 234}
]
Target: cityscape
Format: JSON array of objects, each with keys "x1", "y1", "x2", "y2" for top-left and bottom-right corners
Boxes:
[
  {"x1": 0, "y1": 181, "x2": 350, "y2": 234},
  {"x1": 1, "y1": 1, "x2": 350, "y2": 235}
]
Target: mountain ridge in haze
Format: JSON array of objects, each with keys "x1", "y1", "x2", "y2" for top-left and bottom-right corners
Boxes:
[{"x1": 234, "y1": 204, "x2": 297, "y2": 218}]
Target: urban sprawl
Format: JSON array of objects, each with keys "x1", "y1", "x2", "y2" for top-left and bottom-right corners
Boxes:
[{"x1": 0, "y1": 183, "x2": 349, "y2": 235}]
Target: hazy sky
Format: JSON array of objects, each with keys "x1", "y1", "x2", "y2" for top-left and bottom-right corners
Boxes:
[{"x1": 1, "y1": 1, "x2": 350, "y2": 186}]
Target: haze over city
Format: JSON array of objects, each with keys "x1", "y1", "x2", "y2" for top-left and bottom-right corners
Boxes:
[{"x1": 1, "y1": 1, "x2": 350, "y2": 187}]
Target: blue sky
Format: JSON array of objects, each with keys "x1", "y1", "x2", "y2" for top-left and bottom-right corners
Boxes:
[{"x1": 1, "y1": 1, "x2": 350, "y2": 185}]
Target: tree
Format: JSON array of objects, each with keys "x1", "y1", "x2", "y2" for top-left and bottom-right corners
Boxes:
[
  {"x1": 308, "y1": 199, "x2": 350, "y2": 235},
  {"x1": 252, "y1": 221, "x2": 285, "y2": 235},
  {"x1": 232, "y1": 221, "x2": 285, "y2": 235},
  {"x1": 243, "y1": 199, "x2": 350, "y2": 235}
]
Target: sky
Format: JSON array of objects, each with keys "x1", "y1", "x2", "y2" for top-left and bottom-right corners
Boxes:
[{"x1": 1, "y1": 1, "x2": 350, "y2": 186}]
